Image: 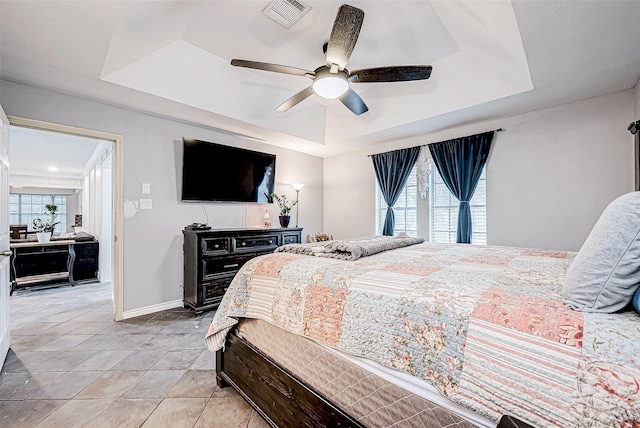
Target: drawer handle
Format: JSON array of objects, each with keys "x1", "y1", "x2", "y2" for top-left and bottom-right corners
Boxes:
[
  {"x1": 241, "y1": 242, "x2": 246, "y2": 246},
  {"x1": 214, "y1": 244, "x2": 219, "y2": 249},
  {"x1": 223, "y1": 263, "x2": 239, "y2": 269},
  {"x1": 268, "y1": 240, "x2": 273, "y2": 244}
]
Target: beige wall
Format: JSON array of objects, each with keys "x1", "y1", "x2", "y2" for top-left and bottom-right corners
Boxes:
[
  {"x1": 486, "y1": 91, "x2": 634, "y2": 250},
  {"x1": 323, "y1": 153, "x2": 376, "y2": 239},
  {"x1": 634, "y1": 80, "x2": 640, "y2": 192},
  {"x1": 635, "y1": 79, "x2": 640, "y2": 119},
  {"x1": 324, "y1": 90, "x2": 635, "y2": 251}
]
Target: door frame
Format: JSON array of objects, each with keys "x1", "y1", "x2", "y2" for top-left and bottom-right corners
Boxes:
[
  {"x1": 7, "y1": 116, "x2": 125, "y2": 321},
  {"x1": 1, "y1": 105, "x2": 11, "y2": 366}
]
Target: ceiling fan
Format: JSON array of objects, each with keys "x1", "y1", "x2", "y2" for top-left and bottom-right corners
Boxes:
[{"x1": 231, "y1": 4, "x2": 432, "y2": 116}]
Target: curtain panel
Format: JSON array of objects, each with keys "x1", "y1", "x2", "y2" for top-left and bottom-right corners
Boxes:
[
  {"x1": 371, "y1": 147, "x2": 421, "y2": 236},
  {"x1": 428, "y1": 131, "x2": 494, "y2": 243}
]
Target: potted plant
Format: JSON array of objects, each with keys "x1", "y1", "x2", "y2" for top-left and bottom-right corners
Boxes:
[
  {"x1": 32, "y1": 204, "x2": 60, "y2": 243},
  {"x1": 268, "y1": 193, "x2": 297, "y2": 227}
]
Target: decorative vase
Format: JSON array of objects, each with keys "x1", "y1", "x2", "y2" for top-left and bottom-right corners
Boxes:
[
  {"x1": 279, "y1": 215, "x2": 291, "y2": 227},
  {"x1": 36, "y1": 232, "x2": 52, "y2": 243}
]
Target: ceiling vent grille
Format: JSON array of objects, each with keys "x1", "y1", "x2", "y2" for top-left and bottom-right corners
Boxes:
[{"x1": 263, "y1": 0, "x2": 311, "y2": 29}]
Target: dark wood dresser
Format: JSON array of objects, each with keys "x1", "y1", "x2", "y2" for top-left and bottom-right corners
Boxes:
[
  {"x1": 182, "y1": 227, "x2": 302, "y2": 314},
  {"x1": 9, "y1": 240, "x2": 99, "y2": 294}
]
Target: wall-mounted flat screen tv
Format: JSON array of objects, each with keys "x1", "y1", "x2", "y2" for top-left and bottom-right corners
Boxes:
[{"x1": 181, "y1": 138, "x2": 276, "y2": 203}]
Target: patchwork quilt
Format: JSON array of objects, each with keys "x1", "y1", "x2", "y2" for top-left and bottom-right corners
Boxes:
[{"x1": 205, "y1": 242, "x2": 640, "y2": 427}]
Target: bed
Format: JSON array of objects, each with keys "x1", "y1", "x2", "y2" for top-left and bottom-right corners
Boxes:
[{"x1": 205, "y1": 198, "x2": 640, "y2": 427}]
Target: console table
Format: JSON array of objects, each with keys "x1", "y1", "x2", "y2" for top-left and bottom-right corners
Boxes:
[
  {"x1": 9, "y1": 240, "x2": 99, "y2": 294},
  {"x1": 182, "y1": 227, "x2": 302, "y2": 314}
]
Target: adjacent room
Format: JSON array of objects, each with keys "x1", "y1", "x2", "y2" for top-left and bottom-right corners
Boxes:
[
  {"x1": 7, "y1": 126, "x2": 113, "y2": 296},
  {"x1": 0, "y1": 1, "x2": 639, "y2": 427}
]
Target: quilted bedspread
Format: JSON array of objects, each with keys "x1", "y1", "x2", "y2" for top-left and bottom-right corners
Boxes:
[{"x1": 205, "y1": 242, "x2": 640, "y2": 427}]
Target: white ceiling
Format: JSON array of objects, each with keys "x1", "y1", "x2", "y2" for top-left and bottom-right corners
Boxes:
[
  {"x1": 8, "y1": 126, "x2": 104, "y2": 187},
  {"x1": 1, "y1": 1, "x2": 640, "y2": 158}
]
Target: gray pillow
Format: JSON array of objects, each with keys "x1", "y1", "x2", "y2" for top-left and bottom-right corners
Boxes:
[{"x1": 563, "y1": 191, "x2": 640, "y2": 312}]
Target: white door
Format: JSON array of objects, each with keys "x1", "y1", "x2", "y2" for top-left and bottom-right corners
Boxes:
[{"x1": 0, "y1": 105, "x2": 10, "y2": 367}]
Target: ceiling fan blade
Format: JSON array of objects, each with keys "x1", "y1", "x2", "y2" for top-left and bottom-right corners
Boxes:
[
  {"x1": 326, "y1": 5, "x2": 365, "y2": 71},
  {"x1": 275, "y1": 86, "x2": 315, "y2": 112},
  {"x1": 339, "y1": 88, "x2": 368, "y2": 116},
  {"x1": 231, "y1": 59, "x2": 314, "y2": 78},
  {"x1": 350, "y1": 66, "x2": 433, "y2": 83}
]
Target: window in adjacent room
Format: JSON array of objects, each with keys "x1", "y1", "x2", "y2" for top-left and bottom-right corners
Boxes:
[
  {"x1": 9, "y1": 194, "x2": 67, "y2": 233},
  {"x1": 428, "y1": 162, "x2": 486, "y2": 244},
  {"x1": 375, "y1": 166, "x2": 418, "y2": 237}
]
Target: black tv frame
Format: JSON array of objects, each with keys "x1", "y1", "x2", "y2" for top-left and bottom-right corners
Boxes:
[{"x1": 181, "y1": 138, "x2": 276, "y2": 203}]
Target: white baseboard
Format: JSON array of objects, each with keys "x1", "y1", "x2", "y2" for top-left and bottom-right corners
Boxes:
[{"x1": 122, "y1": 299, "x2": 183, "y2": 320}]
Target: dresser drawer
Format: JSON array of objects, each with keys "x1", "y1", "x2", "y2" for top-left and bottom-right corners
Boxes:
[
  {"x1": 201, "y1": 238, "x2": 229, "y2": 255},
  {"x1": 282, "y1": 234, "x2": 300, "y2": 245},
  {"x1": 202, "y1": 278, "x2": 231, "y2": 304},
  {"x1": 42, "y1": 245, "x2": 69, "y2": 254},
  {"x1": 202, "y1": 254, "x2": 249, "y2": 279},
  {"x1": 233, "y1": 235, "x2": 278, "y2": 252}
]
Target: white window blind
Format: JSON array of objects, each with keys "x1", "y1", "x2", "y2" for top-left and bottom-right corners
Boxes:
[
  {"x1": 375, "y1": 166, "x2": 418, "y2": 237},
  {"x1": 428, "y1": 162, "x2": 486, "y2": 245},
  {"x1": 9, "y1": 194, "x2": 67, "y2": 233}
]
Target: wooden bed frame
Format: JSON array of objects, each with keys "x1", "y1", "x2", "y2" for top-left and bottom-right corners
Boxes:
[
  {"x1": 215, "y1": 326, "x2": 533, "y2": 428},
  {"x1": 215, "y1": 327, "x2": 364, "y2": 427}
]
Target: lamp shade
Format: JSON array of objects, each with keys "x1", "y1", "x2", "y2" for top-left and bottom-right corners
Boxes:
[{"x1": 291, "y1": 183, "x2": 305, "y2": 191}]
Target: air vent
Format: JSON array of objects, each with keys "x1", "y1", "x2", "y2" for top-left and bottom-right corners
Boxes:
[{"x1": 262, "y1": 0, "x2": 311, "y2": 29}]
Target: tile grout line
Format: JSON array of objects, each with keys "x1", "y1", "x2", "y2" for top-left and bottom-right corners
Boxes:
[{"x1": 3, "y1": 283, "x2": 261, "y2": 428}]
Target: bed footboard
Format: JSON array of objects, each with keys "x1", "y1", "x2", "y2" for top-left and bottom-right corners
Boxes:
[{"x1": 216, "y1": 329, "x2": 364, "y2": 428}]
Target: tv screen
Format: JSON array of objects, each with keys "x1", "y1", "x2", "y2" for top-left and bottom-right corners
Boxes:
[{"x1": 181, "y1": 138, "x2": 276, "y2": 203}]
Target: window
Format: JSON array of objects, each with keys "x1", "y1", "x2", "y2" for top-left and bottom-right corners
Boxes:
[
  {"x1": 375, "y1": 167, "x2": 418, "y2": 237},
  {"x1": 10, "y1": 194, "x2": 67, "y2": 233},
  {"x1": 428, "y1": 162, "x2": 486, "y2": 244}
]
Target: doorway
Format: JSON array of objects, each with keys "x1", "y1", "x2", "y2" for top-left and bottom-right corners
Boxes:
[{"x1": 6, "y1": 116, "x2": 124, "y2": 320}]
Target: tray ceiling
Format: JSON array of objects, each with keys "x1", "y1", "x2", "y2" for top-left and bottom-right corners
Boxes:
[{"x1": 1, "y1": 1, "x2": 640, "y2": 157}]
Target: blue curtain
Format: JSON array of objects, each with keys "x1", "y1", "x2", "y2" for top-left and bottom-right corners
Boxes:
[
  {"x1": 371, "y1": 147, "x2": 421, "y2": 236},
  {"x1": 428, "y1": 131, "x2": 494, "y2": 244}
]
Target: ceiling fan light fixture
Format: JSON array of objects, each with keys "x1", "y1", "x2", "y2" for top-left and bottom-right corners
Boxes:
[
  {"x1": 313, "y1": 74, "x2": 348, "y2": 99},
  {"x1": 231, "y1": 5, "x2": 430, "y2": 115}
]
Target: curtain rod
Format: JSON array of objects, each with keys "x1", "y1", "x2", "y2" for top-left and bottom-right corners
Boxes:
[{"x1": 367, "y1": 128, "x2": 504, "y2": 157}]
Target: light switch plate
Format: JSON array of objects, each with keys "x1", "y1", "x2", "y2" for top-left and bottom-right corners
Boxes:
[
  {"x1": 139, "y1": 199, "x2": 152, "y2": 209},
  {"x1": 142, "y1": 183, "x2": 151, "y2": 194}
]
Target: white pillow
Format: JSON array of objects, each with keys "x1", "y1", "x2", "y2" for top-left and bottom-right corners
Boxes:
[{"x1": 563, "y1": 191, "x2": 640, "y2": 312}]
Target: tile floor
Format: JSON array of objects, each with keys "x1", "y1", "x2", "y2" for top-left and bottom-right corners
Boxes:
[{"x1": 1, "y1": 282, "x2": 269, "y2": 428}]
